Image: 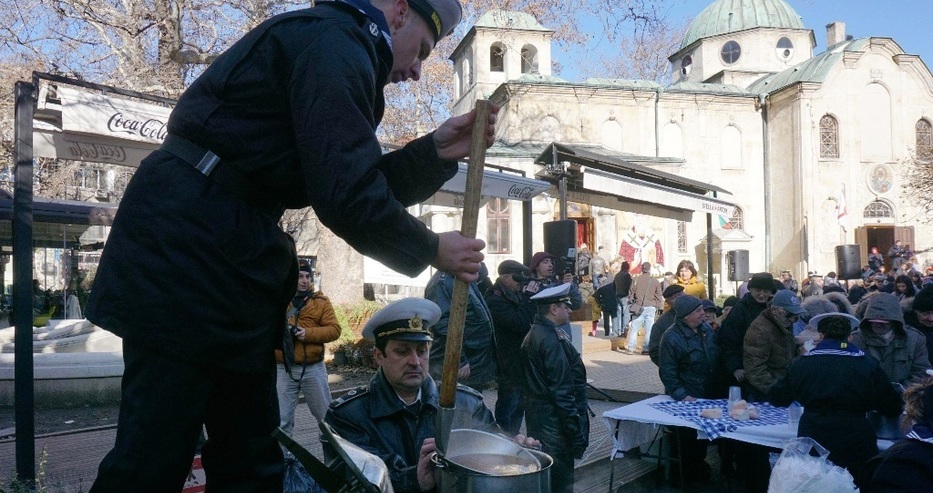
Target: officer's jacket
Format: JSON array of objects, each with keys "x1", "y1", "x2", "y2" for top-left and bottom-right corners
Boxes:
[
  {"x1": 86, "y1": 0, "x2": 457, "y2": 372},
  {"x1": 323, "y1": 369, "x2": 495, "y2": 493},
  {"x1": 521, "y1": 316, "x2": 589, "y2": 458}
]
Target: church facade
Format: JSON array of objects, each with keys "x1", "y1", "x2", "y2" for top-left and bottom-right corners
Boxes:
[{"x1": 441, "y1": 0, "x2": 933, "y2": 294}]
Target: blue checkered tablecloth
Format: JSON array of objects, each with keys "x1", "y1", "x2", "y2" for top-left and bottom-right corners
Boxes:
[{"x1": 649, "y1": 399, "x2": 789, "y2": 440}]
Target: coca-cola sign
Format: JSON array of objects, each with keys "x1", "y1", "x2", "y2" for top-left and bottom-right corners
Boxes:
[
  {"x1": 107, "y1": 112, "x2": 168, "y2": 141},
  {"x1": 507, "y1": 184, "x2": 535, "y2": 199},
  {"x1": 66, "y1": 140, "x2": 128, "y2": 163},
  {"x1": 59, "y1": 86, "x2": 173, "y2": 145}
]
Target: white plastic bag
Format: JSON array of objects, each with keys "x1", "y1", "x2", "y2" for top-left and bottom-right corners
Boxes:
[{"x1": 768, "y1": 437, "x2": 858, "y2": 493}]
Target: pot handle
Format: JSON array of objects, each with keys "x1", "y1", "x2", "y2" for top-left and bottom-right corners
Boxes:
[{"x1": 431, "y1": 453, "x2": 449, "y2": 470}]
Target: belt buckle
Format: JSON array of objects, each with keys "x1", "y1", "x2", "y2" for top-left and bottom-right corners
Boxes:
[{"x1": 195, "y1": 151, "x2": 220, "y2": 176}]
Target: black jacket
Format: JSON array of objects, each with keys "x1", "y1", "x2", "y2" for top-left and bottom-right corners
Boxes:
[
  {"x1": 425, "y1": 271, "x2": 497, "y2": 388},
  {"x1": 648, "y1": 309, "x2": 677, "y2": 365},
  {"x1": 868, "y1": 436, "x2": 933, "y2": 492},
  {"x1": 323, "y1": 369, "x2": 495, "y2": 493},
  {"x1": 595, "y1": 282, "x2": 618, "y2": 314},
  {"x1": 86, "y1": 3, "x2": 458, "y2": 371},
  {"x1": 769, "y1": 340, "x2": 903, "y2": 470},
  {"x1": 658, "y1": 320, "x2": 722, "y2": 400},
  {"x1": 521, "y1": 315, "x2": 589, "y2": 458},
  {"x1": 718, "y1": 292, "x2": 768, "y2": 376},
  {"x1": 485, "y1": 279, "x2": 536, "y2": 385}
]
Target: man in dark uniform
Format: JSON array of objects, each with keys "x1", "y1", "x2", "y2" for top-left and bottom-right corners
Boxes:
[
  {"x1": 85, "y1": 0, "x2": 492, "y2": 490},
  {"x1": 324, "y1": 298, "x2": 534, "y2": 493},
  {"x1": 522, "y1": 283, "x2": 589, "y2": 493},
  {"x1": 485, "y1": 259, "x2": 537, "y2": 435}
]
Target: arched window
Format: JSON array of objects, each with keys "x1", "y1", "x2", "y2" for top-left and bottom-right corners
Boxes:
[
  {"x1": 601, "y1": 119, "x2": 623, "y2": 151},
  {"x1": 661, "y1": 123, "x2": 683, "y2": 158},
  {"x1": 819, "y1": 115, "x2": 839, "y2": 159},
  {"x1": 861, "y1": 83, "x2": 892, "y2": 159},
  {"x1": 720, "y1": 125, "x2": 742, "y2": 169},
  {"x1": 521, "y1": 44, "x2": 538, "y2": 74},
  {"x1": 863, "y1": 200, "x2": 893, "y2": 219},
  {"x1": 681, "y1": 56, "x2": 692, "y2": 77},
  {"x1": 539, "y1": 115, "x2": 561, "y2": 142},
  {"x1": 490, "y1": 43, "x2": 505, "y2": 72},
  {"x1": 776, "y1": 37, "x2": 794, "y2": 61},
  {"x1": 486, "y1": 198, "x2": 510, "y2": 254},
  {"x1": 916, "y1": 119, "x2": 932, "y2": 160}
]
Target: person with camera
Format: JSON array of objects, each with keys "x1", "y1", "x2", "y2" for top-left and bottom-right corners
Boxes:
[
  {"x1": 276, "y1": 259, "x2": 341, "y2": 436},
  {"x1": 485, "y1": 260, "x2": 539, "y2": 434},
  {"x1": 528, "y1": 251, "x2": 583, "y2": 338}
]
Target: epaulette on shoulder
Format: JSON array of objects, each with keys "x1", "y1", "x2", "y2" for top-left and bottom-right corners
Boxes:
[
  {"x1": 455, "y1": 383, "x2": 484, "y2": 399},
  {"x1": 330, "y1": 386, "x2": 369, "y2": 408}
]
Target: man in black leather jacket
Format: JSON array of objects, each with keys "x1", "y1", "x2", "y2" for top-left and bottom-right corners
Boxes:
[
  {"x1": 324, "y1": 298, "x2": 535, "y2": 493},
  {"x1": 86, "y1": 0, "x2": 492, "y2": 490},
  {"x1": 522, "y1": 283, "x2": 589, "y2": 493},
  {"x1": 485, "y1": 260, "x2": 537, "y2": 434}
]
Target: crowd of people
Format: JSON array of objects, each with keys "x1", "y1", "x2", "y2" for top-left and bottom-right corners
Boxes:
[
  {"x1": 306, "y1": 244, "x2": 933, "y2": 492},
  {"x1": 641, "y1": 255, "x2": 933, "y2": 491}
]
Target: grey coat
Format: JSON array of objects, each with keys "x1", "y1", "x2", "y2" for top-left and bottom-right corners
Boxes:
[{"x1": 851, "y1": 292, "x2": 931, "y2": 386}]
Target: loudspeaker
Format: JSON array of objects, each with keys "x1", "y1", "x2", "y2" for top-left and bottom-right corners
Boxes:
[
  {"x1": 726, "y1": 250, "x2": 750, "y2": 282},
  {"x1": 835, "y1": 244, "x2": 862, "y2": 280},
  {"x1": 543, "y1": 220, "x2": 577, "y2": 276}
]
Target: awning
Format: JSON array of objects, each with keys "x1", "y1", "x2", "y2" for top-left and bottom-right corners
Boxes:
[
  {"x1": 534, "y1": 143, "x2": 734, "y2": 220},
  {"x1": 0, "y1": 197, "x2": 116, "y2": 249},
  {"x1": 424, "y1": 163, "x2": 551, "y2": 208}
]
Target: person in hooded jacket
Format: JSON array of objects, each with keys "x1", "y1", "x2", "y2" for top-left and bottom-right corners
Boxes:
[
  {"x1": 769, "y1": 313, "x2": 903, "y2": 489},
  {"x1": 851, "y1": 292, "x2": 930, "y2": 387}
]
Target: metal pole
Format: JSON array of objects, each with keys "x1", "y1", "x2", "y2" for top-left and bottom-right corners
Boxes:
[
  {"x1": 706, "y1": 192, "x2": 717, "y2": 300},
  {"x1": 13, "y1": 80, "x2": 36, "y2": 485},
  {"x1": 522, "y1": 200, "x2": 533, "y2": 266}
]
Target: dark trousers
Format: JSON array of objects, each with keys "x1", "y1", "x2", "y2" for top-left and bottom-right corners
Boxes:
[
  {"x1": 550, "y1": 451, "x2": 575, "y2": 493},
  {"x1": 602, "y1": 309, "x2": 614, "y2": 336},
  {"x1": 673, "y1": 427, "x2": 709, "y2": 482},
  {"x1": 494, "y1": 381, "x2": 525, "y2": 436},
  {"x1": 90, "y1": 338, "x2": 283, "y2": 493}
]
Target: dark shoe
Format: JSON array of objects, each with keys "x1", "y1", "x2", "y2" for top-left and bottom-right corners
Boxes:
[{"x1": 641, "y1": 350, "x2": 650, "y2": 355}]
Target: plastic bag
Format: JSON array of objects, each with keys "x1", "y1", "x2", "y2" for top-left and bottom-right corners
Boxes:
[
  {"x1": 768, "y1": 437, "x2": 857, "y2": 493},
  {"x1": 283, "y1": 456, "x2": 326, "y2": 493}
]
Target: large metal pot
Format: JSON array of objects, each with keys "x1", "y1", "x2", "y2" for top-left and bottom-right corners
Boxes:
[{"x1": 433, "y1": 429, "x2": 552, "y2": 492}]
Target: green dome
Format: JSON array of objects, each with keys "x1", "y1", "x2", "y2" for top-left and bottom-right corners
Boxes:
[{"x1": 681, "y1": 0, "x2": 805, "y2": 49}]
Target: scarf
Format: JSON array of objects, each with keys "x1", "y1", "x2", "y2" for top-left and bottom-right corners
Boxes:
[
  {"x1": 906, "y1": 422, "x2": 933, "y2": 445},
  {"x1": 805, "y1": 338, "x2": 865, "y2": 357}
]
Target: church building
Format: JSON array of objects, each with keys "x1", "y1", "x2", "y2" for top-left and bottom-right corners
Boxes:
[{"x1": 441, "y1": 0, "x2": 933, "y2": 293}]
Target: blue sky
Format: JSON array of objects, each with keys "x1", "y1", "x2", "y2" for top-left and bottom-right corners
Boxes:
[{"x1": 555, "y1": 0, "x2": 933, "y2": 82}]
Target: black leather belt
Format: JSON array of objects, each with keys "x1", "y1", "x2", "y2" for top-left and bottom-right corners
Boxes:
[{"x1": 160, "y1": 134, "x2": 281, "y2": 213}]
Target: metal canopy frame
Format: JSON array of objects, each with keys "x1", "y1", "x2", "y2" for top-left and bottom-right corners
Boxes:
[{"x1": 534, "y1": 142, "x2": 735, "y2": 300}]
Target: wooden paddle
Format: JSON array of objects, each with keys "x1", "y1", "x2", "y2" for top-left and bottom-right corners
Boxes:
[{"x1": 436, "y1": 99, "x2": 492, "y2": 452}]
